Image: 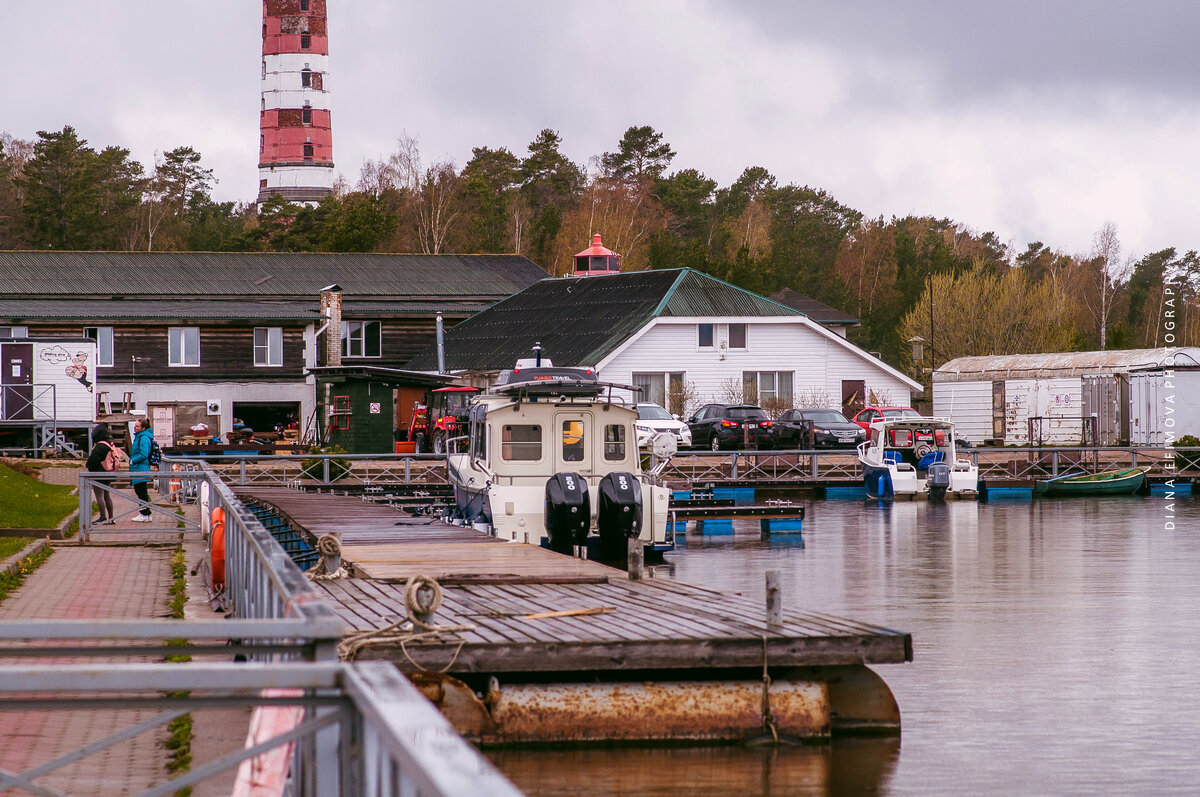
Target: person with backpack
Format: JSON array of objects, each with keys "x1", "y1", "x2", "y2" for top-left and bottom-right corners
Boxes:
[
  {"x1": 85, "y1": 423, "x2": 123, "y2": 523},
  {"x1": 129, "y1": 417, "x2": 156, "y2": 522}
]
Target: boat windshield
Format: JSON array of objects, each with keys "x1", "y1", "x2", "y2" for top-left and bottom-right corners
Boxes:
[{"x1": 637, "y1": 405, "x2": 674, "y2": 421}]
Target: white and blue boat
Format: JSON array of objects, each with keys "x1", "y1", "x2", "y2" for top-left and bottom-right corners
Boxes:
[{"x1": 857, "y1": 417, "x2": 978, "y2": 501}]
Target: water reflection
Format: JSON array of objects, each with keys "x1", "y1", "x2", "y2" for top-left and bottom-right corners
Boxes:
[
  {"x1": 490, "y1": 737, "x2": 900, "y2": 797},
  {"x1": 490, "y1": 493, "x2": 1200, "y2": 795}
]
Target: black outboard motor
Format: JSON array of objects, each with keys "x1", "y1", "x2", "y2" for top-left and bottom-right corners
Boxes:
[
  {"x1": 597, "y1": 472, "x2": 643, "y2": 559},
  {"x1": 545, "y1": 473, "x2": 590, "y2": 554},
  {"x1": 927, "y1": 461, "x2": 951, "y2": 501}
]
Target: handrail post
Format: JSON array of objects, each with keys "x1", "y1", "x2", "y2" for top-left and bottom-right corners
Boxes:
[
  {"x1": 323, "y1": 458, "x2": 331, "y2": 484},
  {"x1": 730, "y1": 453, "x2": 738, "y2": 480},
  {"x1": 1052, "y1": 450, "x2": 1058, "y2": 477},
  {"x1": 79, "y1": 474, "x2": 91, "y2": 542},
  {"x1": 405, "y1": 455, "x2": 411, "y2": 484},
  {"x1": 240, "y1": 459, "x2": 247, "y2": 486},
  {"x1": 811, "y1": 452, "x2": 818, "y2": 478}
]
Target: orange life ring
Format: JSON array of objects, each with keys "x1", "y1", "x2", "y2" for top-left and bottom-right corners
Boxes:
[{"x1": 211, "y1": 507, "x2": 226, "y2": 592}]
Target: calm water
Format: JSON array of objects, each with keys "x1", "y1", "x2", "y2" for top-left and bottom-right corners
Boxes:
[{"x1": 490, "y1": 490, "x2": 1200, "y2": 795}]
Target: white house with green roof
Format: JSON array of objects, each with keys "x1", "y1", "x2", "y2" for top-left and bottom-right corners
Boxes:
[{"x1": 406, "y1": 268, "x2": 921, "y2": 419}]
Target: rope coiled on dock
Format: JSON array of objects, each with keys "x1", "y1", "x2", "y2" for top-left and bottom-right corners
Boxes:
[
  {"x1": 336, "y1": 574, "x2": 476, "y2": 666},
  {"x1": 305, "y1": 534, "x2": 348, "y2": 581}
]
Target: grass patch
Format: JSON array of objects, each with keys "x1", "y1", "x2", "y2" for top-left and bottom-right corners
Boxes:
[
  {"x1": 0, "y1": 537, "x2": 35, "y2": 560},
  {"x1": 0, "y1": 464, "x2": 77, "y2": 529},
  {"x1": 164, "y1": 546, "x2": 193, "y2": 796},
  {"x1": 0, "y1": 543, "x2": 52, "y2": 604}
]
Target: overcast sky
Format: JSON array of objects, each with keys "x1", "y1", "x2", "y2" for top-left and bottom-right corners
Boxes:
[{"x1": 3, "y1": 1, "x2": 1197, "y2": 260}]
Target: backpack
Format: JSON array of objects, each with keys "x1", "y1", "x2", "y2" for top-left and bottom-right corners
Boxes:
[
  {"x1": 148, "y1": 438, "x2": 163, "y2": 468},
  {"x1": 101, "y1": 441, "x2": 121, "y2": 472}
]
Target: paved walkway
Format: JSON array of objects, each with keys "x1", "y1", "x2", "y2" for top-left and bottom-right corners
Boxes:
[{"x1": 0, "y1": 547, "x2": 174, "y2": 795}]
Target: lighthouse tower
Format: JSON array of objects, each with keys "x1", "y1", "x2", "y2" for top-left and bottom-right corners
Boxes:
[{"x1": 258, "y1": 0, "x2": 334, "y2": 206}]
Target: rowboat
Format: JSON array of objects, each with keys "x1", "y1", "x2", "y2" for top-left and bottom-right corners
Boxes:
[{"x1": 1032, "y1": 466, "x2": 1149, "y2": 497}]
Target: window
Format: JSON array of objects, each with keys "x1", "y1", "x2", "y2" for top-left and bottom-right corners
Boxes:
[
  {"x1": 340, "y1": 320, "x2": 381, "y2": 358},
  {"x1": 300, "y1": 0, "x2": 310, "y2": 10},
  {"x1": 301, "y1": 69, "x2": 312, "y2": 88},
  {"x1": 303, "y1": 143, "x2": 314, "y2": 160},
  {"x1": 469, "y1": 405, "x2": 487, "y2": 459},
  {"x1": 742, "y1": 371, "x2": 793, "y2": 404},
  {"x1": 169, "y1": 327, "x2": 200, "y2": 367},
  {"x1": 260, "y1": 134, "x2": 265, "y2": 152},
  {"x1": 604, "y1": 424, "x2": 627, "y2": 461},
  {"x1": 562, "y1": 420, "x2": 585, "y2": 462},
  {"x1": 698, "y1": 323, "x2": 714, "y2": 348},
  {"x1": 501, "y1": 424, "x2": 542, "y2": 461},
  {"x1": 254, "y1": 327, "x2": 283, "y2": 366},
  {"x1": 632, "y1": 373, "x2": 665, "y2": 407},
  {"x1": 0, "y1": 326, "x2": 28, "y2": 338},
  {"x1": 302, "y1": 107, "x2": 312, "y2": 125},
  {"x1": 728, "y1": 323, "x2": 747, "y2": 349},
  {"x1": 261, "y1": 60, "x2": 267, "y2": 78},
  {"x1": 84, "y1": 327, "x2": 114, "y2": 367},
  {"x1": 300, "y1": 33, "x2": 311, "y2": 49}
]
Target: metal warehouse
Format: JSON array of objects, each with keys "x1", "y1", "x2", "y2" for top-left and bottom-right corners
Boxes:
[{"x1": 932, "y1": 348, "x2": 1200, "y2": 446}]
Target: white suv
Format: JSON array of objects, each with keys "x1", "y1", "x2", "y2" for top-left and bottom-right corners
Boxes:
[{"x1": 634, "y1": 403, "x2": 692, "y2": 448}]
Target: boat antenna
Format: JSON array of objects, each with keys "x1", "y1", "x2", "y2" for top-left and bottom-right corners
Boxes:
[{"x1": 533, "y1": 342, "x2": 543, "y2": 367}]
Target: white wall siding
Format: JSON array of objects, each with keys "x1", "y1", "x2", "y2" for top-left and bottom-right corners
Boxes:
[
  {"x1": 103, "y1": 380, "x2": 313, "y2": 443},
  {"x1": 933, "y1": 381, "x2": 992, "y2": 445},
  {"x1": 599, "y1": 319, "x2": 912, "y2": 414}
]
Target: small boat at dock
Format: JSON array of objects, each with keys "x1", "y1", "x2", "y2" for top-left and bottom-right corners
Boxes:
[
  {"x1": 857, "y1": 417, "x2": 978, "y2": 500},
  {"x1": 1032, "y1": 466, "x2": 1149, "y2": 497}
]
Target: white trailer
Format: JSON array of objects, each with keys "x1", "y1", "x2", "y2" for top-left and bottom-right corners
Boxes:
[{"x1": 0, "y1": 337, "x2": 98, "y2": 453}]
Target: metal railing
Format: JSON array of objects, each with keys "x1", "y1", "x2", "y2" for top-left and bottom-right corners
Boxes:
[
  {"x1": 0, "y1": 660, "x2": 522, "y2": 796},
  {"x1": 161, "y1": 452, "x2": 449, "y2": 487},
  {"x1": 155, "y1": 447, "x2": 1200, "y2": 492},
  {"x1": 30, "y1": 462, "x2": 526, "y2": 795}
]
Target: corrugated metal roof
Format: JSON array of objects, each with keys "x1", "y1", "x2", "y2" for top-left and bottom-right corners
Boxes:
[
  {"x1": 660, "y1": 271, "x2": 801, "y2": 318},
  {"x1": 934, "y1": 348, "x2": 1200, "y2": 382},
  {"x1": 405, "y1": 268, "x2": 805, "y2": 371},
  {"x1": 0, "y1": 251, "x2": 546, "y2": 299},
  {"x1": 0, "y1": 299, "x2": 318, "y2": 321},
  {"x1": 769, "y1": 288, "x2": 859, "y2": 324}
]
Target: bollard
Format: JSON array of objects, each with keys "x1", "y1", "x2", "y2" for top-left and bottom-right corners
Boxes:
[
  {"x1": 627, "y1": 537, "x2": 644, "y2": 581},
  {"x1": 765, "y1": 570, "x2": 782, "y2": 627}
]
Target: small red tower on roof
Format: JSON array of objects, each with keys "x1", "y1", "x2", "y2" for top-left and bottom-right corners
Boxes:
[{"x1": 573, "y1": 234, "x2": 621, "y2": 277}]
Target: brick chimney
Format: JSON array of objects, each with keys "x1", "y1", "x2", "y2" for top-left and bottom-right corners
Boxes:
[{"x1": 319, "y1": 284, "x2": 342, "y2": 367}]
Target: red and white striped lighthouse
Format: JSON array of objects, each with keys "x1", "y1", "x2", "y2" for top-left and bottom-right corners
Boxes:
[{"x1": 258, "y1": 0, "x2": 334, "y2": 206}]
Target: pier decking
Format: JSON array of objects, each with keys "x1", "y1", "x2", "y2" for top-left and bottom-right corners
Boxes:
[{"x1": 235, "y1": 487, "x2": 911, "y2": 740}]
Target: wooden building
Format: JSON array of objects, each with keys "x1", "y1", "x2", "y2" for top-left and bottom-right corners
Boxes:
[{"x1": 0, "y1": 252, "x2": 546, "y2": 450}]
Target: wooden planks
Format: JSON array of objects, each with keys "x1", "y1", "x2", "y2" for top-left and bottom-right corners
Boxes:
[{"x1": 243, "y1": 487, "x2": 913, "y2": 673}]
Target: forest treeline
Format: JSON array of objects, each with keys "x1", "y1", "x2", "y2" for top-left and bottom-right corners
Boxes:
[{"x1": 2, "y1": 124, "x2": 1197, "y2": 379}]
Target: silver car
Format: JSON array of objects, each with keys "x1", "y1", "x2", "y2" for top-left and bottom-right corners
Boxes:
[{"x1": 634, "y1": 403, "x2": 692, "y2": 448}]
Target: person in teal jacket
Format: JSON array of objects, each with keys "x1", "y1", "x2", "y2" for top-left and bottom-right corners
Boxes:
[{"x1": 129, "y1": 418, "x2": 155, "y2": 521}]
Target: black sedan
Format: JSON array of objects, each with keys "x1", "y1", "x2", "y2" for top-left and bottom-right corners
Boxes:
[{"x1": 773, "y1": 408, "x2": 866, "y2": 449}]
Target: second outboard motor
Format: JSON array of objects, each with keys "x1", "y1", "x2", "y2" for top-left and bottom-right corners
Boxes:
[
  {"x1": 545, "y1": 473, "x2": 590, "y2": 554},
  {"x1": 597, "y1": 472, "x2": 643, "y2": 559},
  {"x1": 927, "y1": 461, "x2": 951, "y2": 500}
]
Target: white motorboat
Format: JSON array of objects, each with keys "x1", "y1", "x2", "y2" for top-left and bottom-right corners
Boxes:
[
  {"x1": 446, "y1": 360, "x2": 676, "y2": 558},
  {"x1": 857, "y1": 417, "x2": 978, "y2": 500}
]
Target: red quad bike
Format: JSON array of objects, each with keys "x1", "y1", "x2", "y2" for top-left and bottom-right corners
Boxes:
[{"x1": 408, "y1": 387, "x2": 479, "y2": 454}]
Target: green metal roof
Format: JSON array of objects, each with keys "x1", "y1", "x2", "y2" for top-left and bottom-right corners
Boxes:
[{"x1": 405, "y1": 268, "x2": 805, "y2": 371}]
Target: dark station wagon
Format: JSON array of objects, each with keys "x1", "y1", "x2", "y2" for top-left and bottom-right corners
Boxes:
[{"x1": 687, "y1": 404, "x2": 774, "y2": 451}]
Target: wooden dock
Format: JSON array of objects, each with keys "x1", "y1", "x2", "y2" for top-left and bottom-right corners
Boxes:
[{"x1": 235, "y1": 487, "x2": 912, "y2": 740}]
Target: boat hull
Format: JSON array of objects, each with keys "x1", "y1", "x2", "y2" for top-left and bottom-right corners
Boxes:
[{"x1": 1033, "y1": 467, "x2": 1148, "y2": 497}]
